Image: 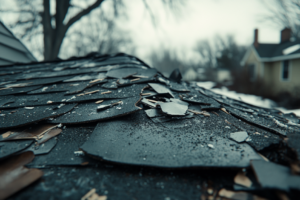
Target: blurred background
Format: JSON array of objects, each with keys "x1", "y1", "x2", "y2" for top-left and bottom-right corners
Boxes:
[{"x1": 0, "y1": 0, "x2": 299, "y2": 112}]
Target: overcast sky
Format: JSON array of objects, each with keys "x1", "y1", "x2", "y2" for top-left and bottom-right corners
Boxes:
[
  {"x1": 124, "y1": 0, "x2": 281, "y2": 63},
  {"x1": 0, "y1": 0, "x2": 282, "y2": 62}
]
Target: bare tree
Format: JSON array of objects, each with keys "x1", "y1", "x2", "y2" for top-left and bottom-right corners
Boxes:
[
  {"x1": 3, "y1": 0, "x2": 110, "y2": 61},
  {"x1": 262, "y1": 0, "x2": 300, "y2": 39},
  {"x1": 215, "y1": 35, "x2": 246, "y2": 70},
  {"x1": 150, "y1": 48, "x2": 184, "y2": 76},
  {"x1": 194, "y1": 35, "x2": 246, "y2": 81},
  {"x1": 61, "y1": 5, "x2": 134, "y2": 58},
  {"x1": 194, "y1": 40, "x2": 216, "y2": 68},
  {"x1": 195, "y1": 35, "x2": 246, "y2": 70},
  {"x1": 0, "y1": 0, "x2": 186, "y2": 61}
]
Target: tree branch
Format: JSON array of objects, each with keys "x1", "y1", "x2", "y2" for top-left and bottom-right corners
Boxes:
[{"x1": 65, "y1": 0, "x2": 104, "y2": 30}]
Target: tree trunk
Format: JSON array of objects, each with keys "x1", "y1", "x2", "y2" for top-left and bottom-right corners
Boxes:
[
  {"x1": 42, "y1": 0, "x2": 104, "y2": 61},
  {"x1": 42, "y1": 0, "x2": 54, "y2": 61}
]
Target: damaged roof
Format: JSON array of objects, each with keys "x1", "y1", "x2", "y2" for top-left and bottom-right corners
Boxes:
[{"x1": 1, "y1": 53, "x2": 300, "y2": 199}]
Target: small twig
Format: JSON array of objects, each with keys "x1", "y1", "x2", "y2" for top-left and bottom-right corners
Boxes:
[
  {"x1": 141, "y1": 93, "x2": 151, "y2": 96},
  {"x1": 89, "y1": 78, "x2": 105, "y2": 83},
  {"x1": 130, "y1": 78, "x2": 140, "y2": 82},
  {"x1": 147, "y1": 99, "x2": 158, "y2": 103},
  {"x1": 101, "y1": 91, "x2": 111, "y2": 94},
  {"x1": 225, "y1": 119, "x2": 232, "y2": 125},
  {"x1": 95, "y1": 100, "x2": 104, "y2": 104},
  {"x1": 111, "y1": 101, "x2": 123, "y2": 106},
  {"x1": 221, "y1": 108, "x2": 230, "y2": 115},
  {"x1": 212, "y1": 111, "x2": 219, "y2": 116},
  {"x1": 84, "y1": 90, "x2": 99, "y2": 95}
]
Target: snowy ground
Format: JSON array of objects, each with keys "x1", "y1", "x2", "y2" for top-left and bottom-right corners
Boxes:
[{"x1": 197, "y1": 81, "x2": 300, "y2": 116}]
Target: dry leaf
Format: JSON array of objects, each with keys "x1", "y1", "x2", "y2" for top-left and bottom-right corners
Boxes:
[{"x1": 234, "y1": 171, "x2": 252, "y2": 188}]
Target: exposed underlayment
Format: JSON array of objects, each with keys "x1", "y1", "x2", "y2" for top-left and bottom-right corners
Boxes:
[{"x1": 0, "y1": 53, "x2": 300, "y2": 199}]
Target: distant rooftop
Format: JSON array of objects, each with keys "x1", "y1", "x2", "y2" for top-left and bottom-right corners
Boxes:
[
  {"x1": 255, "y1": 40, "x2": 300, "y2": 59},
  {"x1": 0, "y1": 21, "x2": 37, "y2": 65}
]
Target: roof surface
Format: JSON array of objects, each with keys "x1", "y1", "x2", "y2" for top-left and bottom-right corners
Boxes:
[
  {"x1": 0, "y1": 21, "x2": 37, "y2": 65},
  {"x1": 0, "y1": 53, "x2": 300, "y2": 199},
  {"x1": 255, "y1": 40, "x2": 300, "y2": 59}
]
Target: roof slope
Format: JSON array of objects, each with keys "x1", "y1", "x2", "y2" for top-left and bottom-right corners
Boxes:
[
  {"x1": 256, "y1": 40, "x2": 300, "y2": 57},
  {"x1": 0, "y1": 21, "x2": 37, "y2": 65},
  {"x1": 0, "y1": 53, "x2": 300, "y2": 199}
]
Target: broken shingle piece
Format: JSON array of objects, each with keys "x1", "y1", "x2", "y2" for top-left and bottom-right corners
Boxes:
[
  {"x1": 0, "y1": 124, "x2": 59, "y2": 142},
  {"x1": 140, "y1": 98, "x2": 158, "y2": 108},
  {"x1": 180, "y1": 91, "x2": 221, "y2": 110},
  {"x1": 251, "y1": 160, "x2": 300, "y2": 192},
  {"x1": 159, "y1": 102, "x2": 188, "y2": 116},
  {"x1": 65, "y1": 81, "x2": 94, "y2": 95},
  {"x1": 0, "y1": 85, "x2": 42, "y2": 96},
  {"x1": 49, "y1": 97, "x2": 140, "y2": 124},
  {"x1": 287, "y1": 132, "x2": 300, "y2": 160},
  {"x1": 230, "y1": 131, "x2": 249, "y2": 143},
  {"x1": 148, "y1": 83, "x2": 174, "y2": 98},
  {"x1": 36, "y1": 128, "x2": 62, "y2": 144},
  {"x1": 0, "y1": 152, "x2": 43, "y2": 200},
  {"x1": 106, "y1": 67, "x2": 140, "y2": 79},
  {"x1": 21, "y1": 137, "x2": 57, "y2": 155},
  {"x1": 0, "y1": 140, "x2": 33, "y2": 159},
  {"x1": 81, "y1": 111, "x2": 262, "y2": 168},
  {"x1": 169, "y1": 98, "x2": 189, "y2": 106},
  {"x1": 107, "y1": 67, "x2": 157, "y2": 79},
  {"x1": 225, "y1": 106, "x2": 299, "y2": 136},
  {"x1": 67, "y1": 84, "x2": 145, "y2": 103},
  {"x1": 63, "y1": 73, "x2": 106, "y2": 82},
  {"x1": 169, "y1": 82, "x2": 190, "y2": 92},
  {"x1": 27, "y1": 126, "x2": 97, "y2": 166},
  {"x1": 144, "y1": 109, "x2": 164, "y2": 118},
  {"x1": 0, "y1": 104, "x2": 76, "y2": 129}
]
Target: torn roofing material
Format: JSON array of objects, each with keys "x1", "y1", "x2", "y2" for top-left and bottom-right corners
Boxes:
[
  {"x1": 81, "y1": 111, "x2": 262, "y2": 168},
  {"x1": 0, "y1": 104, "x2": 76, "y2": 129},
  {"x1": 148, "y1": 83, "x2": 174, "y2": 98},
  {"x1": 0, "y1": 152, "x2": 43, "y2": 200},
  {"x1": 0, "y1": 53, "x2": 300, "y2": 199}
]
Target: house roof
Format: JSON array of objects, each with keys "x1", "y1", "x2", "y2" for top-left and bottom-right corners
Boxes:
[
  {"x1": 0, "y1": 21, "x2": 37, "y2": 65},
  {"x1": 255, "y1": 40, "x2": 300, "y2": 58},
  {"x1": 0, "y1": 53, "x2": 300, "y2": 199},
  {"x1": 241, "y1": 40, "x2": 300, "y2": 65}
]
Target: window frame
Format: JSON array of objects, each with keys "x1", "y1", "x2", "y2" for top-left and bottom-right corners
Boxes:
[{"x1": 280, "y1": 60, "x2": 292, "y2": 81}]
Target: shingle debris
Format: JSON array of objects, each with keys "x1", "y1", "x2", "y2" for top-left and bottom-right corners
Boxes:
[
  {"x1": 1, "y1": 53, "x2": 300, "y2": 199},
  {"x1": 230, "y1": 131, "x2": 249, "y2": 143}
]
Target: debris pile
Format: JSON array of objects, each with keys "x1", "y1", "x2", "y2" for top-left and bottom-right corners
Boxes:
[{"x1": 0, "y1": 53, "x2": 300, "y2": 199}]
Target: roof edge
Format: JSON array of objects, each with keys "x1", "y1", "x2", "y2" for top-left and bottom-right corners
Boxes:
[
  {"x1": 240, "y1": 45, "x2": 261, "y2": 66},
  {"x1": 260, "y1": 53, "x2": 300, "y2": 62},
  {"x1": 0, "y1": 21, "x2": 37, "y2": 62}
]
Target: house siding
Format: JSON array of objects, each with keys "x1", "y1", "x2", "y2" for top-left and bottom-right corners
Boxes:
[
  {"x1": 244, "y1": 48, "x2": 300, "y2": 98},
  {"x1": 0, "y1": 22, "x2": 37, "y2": 65},
  {"x1": 244, "y1": 49, "x2": 264, "y2": 79},
  {"x1": 263, "y1": 59, "x2": 300, "y2": 97}
]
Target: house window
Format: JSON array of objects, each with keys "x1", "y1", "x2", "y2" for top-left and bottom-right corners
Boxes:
[{"x1": 282, "y1": 60, "x2": 289, "y2": 80}]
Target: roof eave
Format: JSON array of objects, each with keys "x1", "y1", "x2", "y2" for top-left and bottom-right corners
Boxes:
[
  {"x1": 260, "y1": 53, "x2": 300, "y2": 62},
  {"x1": 240, "y1": 45, "x2": 262, "y2": 66}
]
